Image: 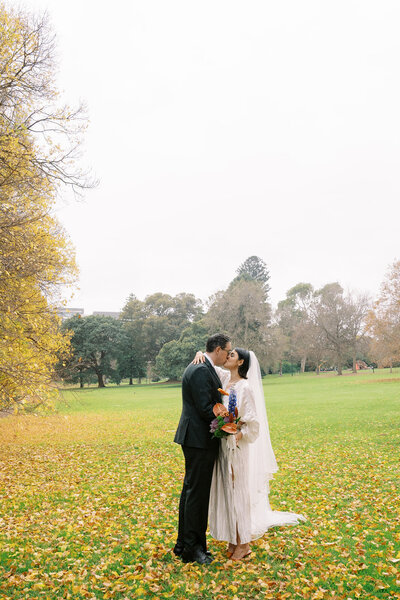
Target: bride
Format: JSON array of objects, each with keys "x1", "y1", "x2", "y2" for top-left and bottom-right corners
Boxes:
[{"x1": 195, "y1": 348, "x2": 305, "y2": 561}]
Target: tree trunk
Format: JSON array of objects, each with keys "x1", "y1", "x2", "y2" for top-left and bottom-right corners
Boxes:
[
  {"x1": 337, "y1": 353, "x2": 343, "y2": 375},
  {"x1": 129, "y1": 377, "x2": 133, "y2": 385},
  {"x1": 96, "y1": 371, "x2": 105, "y2": 387},
  {"x1": 79, "y1": 373, "x2": 84, "y2": 388},
  {"x1": 138, "y1": 377, "x2": 142, "y2": 384},
  {"x1": 352, "y1": 352, "x2": 357, "y2": 374},
  {"x1": 315, "y1": 363, "x2": 320, "y2": 375},
  {"x1": 300, "y1": 355, "x2": 306, "y2": 373},
  {"x1": 390, "y1": 362, "x2": 393, "y2": 373},
  {"x1": 279, "y1": 361, "x2": 283, "y2": 376}
]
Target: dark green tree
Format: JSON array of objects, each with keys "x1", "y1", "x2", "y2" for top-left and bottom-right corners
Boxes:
[
  {"x1": 119, "y1": 294, "x2": 147, "y2": 384},
  {"x1": 61, "y1": 315, "x2": 126, "y2": 387},
  {"x1": 234, "y1": 256, "x2": 271, "y2": 296},
  {"x1": 56, "y1": 351, "x2": 97, "y2": 388},
  {"x1": 155, "y1": 321, "x2": 209, "y2": 380},
  {"x1": 119, "y1": 292, "x2": 204, "y2": 376},
  {"x1": 142, "y1": 292, "x2": 203, "y2": 363}
]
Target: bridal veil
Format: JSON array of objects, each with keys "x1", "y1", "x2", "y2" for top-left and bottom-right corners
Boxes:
[{"x1": 247, "y1": 351, "x2": 306, "y2": 538}]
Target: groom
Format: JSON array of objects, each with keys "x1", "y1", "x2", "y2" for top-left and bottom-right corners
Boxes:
[{"x1": 173, "y1": 333, "x2": 232, "y2": 564}]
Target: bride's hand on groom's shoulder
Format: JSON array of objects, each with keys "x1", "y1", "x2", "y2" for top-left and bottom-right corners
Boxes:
[{"x1": 192, "y1": 351, "x2": 205, "y2": 365}]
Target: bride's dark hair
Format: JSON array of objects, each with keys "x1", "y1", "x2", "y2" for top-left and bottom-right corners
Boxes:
[{"x1": 236, "y1": 348, "x2": 250, "y2": 379}]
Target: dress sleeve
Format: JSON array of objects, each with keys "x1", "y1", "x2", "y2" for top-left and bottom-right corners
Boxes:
[
  {"x1": 214, "y1": 366, "x2": 230, "y2": 388},
  {"x1": 239, "y1": 383, "x2": 259, "y2": 443}
]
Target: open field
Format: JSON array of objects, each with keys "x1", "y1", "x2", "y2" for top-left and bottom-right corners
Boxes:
[{"x1": 0, "y1": 369, "x2": 399, "y2": 599}]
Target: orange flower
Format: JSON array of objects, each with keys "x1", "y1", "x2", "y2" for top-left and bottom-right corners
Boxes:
[
  {"x1": 218, "y1": 388, "x2": 229, "y2": 396},
  {"x1": 213, "y1": 403, "x2": 229, "y2": 417},
  {"x1": 221, "y1": 422, "x2": 237, "y2": 434}
]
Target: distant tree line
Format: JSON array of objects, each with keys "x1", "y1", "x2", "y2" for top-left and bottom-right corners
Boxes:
[{"x1": 57, "y1": 257, "x2": 400, "y2": 387}]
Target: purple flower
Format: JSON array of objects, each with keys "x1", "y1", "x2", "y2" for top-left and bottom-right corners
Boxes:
[{"x1": 210, "y1": 418, "x2": 219, "y2": 433}]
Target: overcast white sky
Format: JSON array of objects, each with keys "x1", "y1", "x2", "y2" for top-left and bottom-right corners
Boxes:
[{"x1": 23, "y1": 0, "x2": 400, "y2": 314}]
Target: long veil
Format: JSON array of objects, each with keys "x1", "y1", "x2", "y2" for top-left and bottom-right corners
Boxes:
[{"x1": 247, "y1": 351, "x2": 306, "y2": 539}]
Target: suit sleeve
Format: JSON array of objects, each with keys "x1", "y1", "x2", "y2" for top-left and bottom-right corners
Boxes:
[{"x1": 189, "y1": 367, "x2": 217, "y2": 423}]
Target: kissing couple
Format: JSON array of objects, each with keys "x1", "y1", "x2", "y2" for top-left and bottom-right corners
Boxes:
[{"x1": 173, "y1": 333, "x2": 305, "y2": 564}]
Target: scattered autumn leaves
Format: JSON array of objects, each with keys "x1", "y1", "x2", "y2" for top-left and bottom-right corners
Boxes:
[{"x1": 0, "y1": 372, "x2": 399, "y2": 599}]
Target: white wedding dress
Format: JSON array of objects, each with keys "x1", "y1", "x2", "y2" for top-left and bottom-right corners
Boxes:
[{"x1": 209, "y1": 355, "x2": 306, "y2": 545}]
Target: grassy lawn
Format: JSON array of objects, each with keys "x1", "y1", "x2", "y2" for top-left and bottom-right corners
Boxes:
[{"x1": 0, "y1": 369, "x2": 399, "y2": 599}]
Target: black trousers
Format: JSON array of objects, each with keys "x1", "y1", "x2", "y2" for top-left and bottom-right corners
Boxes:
[{"x1": 176, "y1": 445, "x2": 218, "y2": 552}]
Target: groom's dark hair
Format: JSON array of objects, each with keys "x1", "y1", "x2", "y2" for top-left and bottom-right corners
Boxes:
[{"x1": 206, "y1": 333, "x2": 230, "y2": 353}]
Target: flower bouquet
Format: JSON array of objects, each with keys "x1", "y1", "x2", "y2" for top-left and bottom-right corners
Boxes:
[{"x1": 210, "y1": 388, "x2": 241, "y2": 439}]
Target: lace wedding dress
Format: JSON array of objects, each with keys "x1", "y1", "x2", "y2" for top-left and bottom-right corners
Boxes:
[{"x1": 208, "y1": 354, "x2": 306, "y2": 545}]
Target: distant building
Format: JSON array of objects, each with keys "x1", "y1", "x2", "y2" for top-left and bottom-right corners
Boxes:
[
  {"x1": 93, "y1": 311, "x2": 120, "y2": 319},
  {"x1": 56, "y1": 307, "x2": 84, "y2": 321}
]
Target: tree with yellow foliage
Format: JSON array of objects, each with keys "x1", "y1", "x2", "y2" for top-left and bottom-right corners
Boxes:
[
  {"x1": 0, "y1": 4, "x2": 92, "y2": 412},
  {"x1": 367, "y1": 260, "x2": 400, "y2": 371}
]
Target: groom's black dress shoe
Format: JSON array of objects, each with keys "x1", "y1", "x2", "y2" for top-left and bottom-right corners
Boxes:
[
  {"x1": 173, "y1": 542, "x2": 184, "y2": 557},
  {"x1": 173, "y1": 542, "x2": 212, "y2": 561},
  {"x1": 181, "y1": 546, "x2": 213, "y2": 565}
]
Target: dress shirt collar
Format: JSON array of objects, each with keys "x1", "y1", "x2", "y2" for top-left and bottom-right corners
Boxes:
[{"x1": 203, "y1": 352, "x2": 215, "y2": 368}]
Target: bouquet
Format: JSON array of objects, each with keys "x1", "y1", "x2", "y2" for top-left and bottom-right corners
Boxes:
[{"x1": 210, "y1": 388, "x2": 241, "y2": 439}]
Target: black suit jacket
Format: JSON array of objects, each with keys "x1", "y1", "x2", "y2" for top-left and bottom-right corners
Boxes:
[{"x1": 174, "y1": 359, "x2": 222, "y2": 450}]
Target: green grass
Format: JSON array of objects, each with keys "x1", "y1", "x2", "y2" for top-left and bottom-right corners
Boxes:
[{"x1": 0, "y1": 368, "x2": 399, "y2": 600}]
